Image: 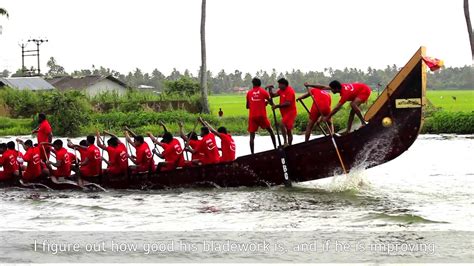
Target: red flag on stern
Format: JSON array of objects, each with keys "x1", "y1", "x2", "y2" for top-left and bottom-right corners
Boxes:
[{"x1": 422, "y1": 56, "x2": 444, "y2": 71}]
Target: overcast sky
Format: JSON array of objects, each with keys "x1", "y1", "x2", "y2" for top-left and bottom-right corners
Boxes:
[{"x1": 0, "y1": 0, "x2": 472, "y2": 76}]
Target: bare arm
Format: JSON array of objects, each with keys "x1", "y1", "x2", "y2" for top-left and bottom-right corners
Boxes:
[
  {"x1": 103, "y1": 130, "x2": 122, "y2": 144},
  {"x1": 15, "y1": 139, "x2": 26, "y2": 151},
  {"x1": 124, "y1": 132, "x2": 137, "y2": 148},
  {"x1": 327, "y1": 102, "x2": 344, "y2": 118},
  {"x1": 304, "y1": 82, "x2": 331, "y2": 90},
  {"x1": 296, "y1": 92, "x2": 310, "y2": 101},
  {"x1": 266, "y1": 85, "x2": 278, "y2": 98},
  {"x1": 146, "y1": 132, "x2": 163, "y2": 147},
  {"x1": 124, "y1": 126, "x2": 137, "y2": 138},
  {"x1": 203, "y1": 121, "x2": 220, "y2": 138},
  {"x1": 158, "y1": 121, "x2": 168, "y2": 133},
  {"x1": 96, "y1": 131, "x2": 107, "y2": 150}
]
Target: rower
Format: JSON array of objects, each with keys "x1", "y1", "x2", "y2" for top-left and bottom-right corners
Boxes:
[
  {"x1": 318, "y1": 80, "x2": 372, "y2": 134},
  {"x1": 16, "y1": 139, "x2": 44, "y2": 182},
  {"x1": 246, "y1": 78, "x2": 277, "y2": 154},
  {"x1": 98, "y1": 131, "x2": 129, "y2": 175},
  {"x1": 268, "y1": 78, "x2": 297, "y2": 146},
  {"x1": 147, "y1": 131, "x2": 185, "y2": 171},
  {"x1": 0, "y1": 142, "x2": 19, "y2": 181},
  {"x1": 124, "y1": 131, "x2": 156, "y2": 173},
  {"x1": 32, "y1": 113, "x2": 53, "y2": 161},
  {"x1": 69, "y1": 136, "x2": 101, "y2": 181},
  {"x1": 43, "y1": 140, "x2": 72, "y2": 179},
  {"x1": 199, "y1": 119, "x2": 236, "y2": 162},
  {"x1": 178, "y1": 121, "x2": 202, "y2": 164},
  {"x1": 297, "y1": 83, "x2": 333, "y2": 141},
  {"x1": 186, "y1": 119, "x2": 220, "y2": 165}
]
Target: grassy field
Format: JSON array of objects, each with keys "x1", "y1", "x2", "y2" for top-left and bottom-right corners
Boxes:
[{"x1": 209, "y1": 90, "x2": 474, "y2": 117}]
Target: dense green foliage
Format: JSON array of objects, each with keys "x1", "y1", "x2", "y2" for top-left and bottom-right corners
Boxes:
[{"x1": 423, "y1": 111, "x2": 474, "y2": 134}]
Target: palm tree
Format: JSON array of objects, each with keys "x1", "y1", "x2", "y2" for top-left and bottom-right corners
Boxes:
[
  {"x1": 200, "y1": 0, "x2": 210, "y2": 113},
  {"x1": 465, "y1": 0, "x2": 474, "y2": 62},
  {"x1": 0, "y1": 8, "x2": 8, "y2": 18}
]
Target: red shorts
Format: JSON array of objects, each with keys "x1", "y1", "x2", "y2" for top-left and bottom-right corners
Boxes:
[
  {"x1": 281, "y1": 113, "x2": 297, "y2": 131},
  {"x1": 310, "y1": 107, "x2": 331, "y2": 122},
  {"x1": 106, "y1": 166, "x2": 127, "y2": 175},
  {"x1": 248, "y1": 116, "x2": 271, "y2": 133},
  {"x1": 0, "y1": 171, "x2": 15, "y2": 181},
  {"x1": 51, "y1": 169, "x2": 71, "y2": 178},
  {"x1": 355, "y1": 88, "x2": 371, "y2": 103},
  {"x1": 22, "y1": 170, "x2": 41, "y2": 182}
]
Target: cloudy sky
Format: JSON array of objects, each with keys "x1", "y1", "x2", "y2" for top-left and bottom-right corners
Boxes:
[{"x1": 0, "y1": 0, "x2": 472, "y2": 76}]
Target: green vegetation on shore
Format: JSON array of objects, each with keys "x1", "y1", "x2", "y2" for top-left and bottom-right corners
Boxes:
[{"x1": 0, "y1": 89, "x2": 472, "y2": 137}]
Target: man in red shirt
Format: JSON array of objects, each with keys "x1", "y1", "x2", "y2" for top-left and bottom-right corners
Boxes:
[
  {"x1": 98, "y1": 131, "x2": 129, "y2": 176},
  {"x1": 125, "y1": 132, "x2": 156, "y2": 173},
  {"x1": 0, "y1": 142, "x2": 19, "y2": 181},
  {"x1": 79, "y1": 135, "x2": 102, "y2": 179},
  {"x1": 321, "y1": 80, "x2": 372, "y2": 134},
  {"x1": 297, "y1": 84, "x2": 333, "y2": 141},
  {"x1": 178, "y1": 122, "x2": 203, "y2": 163},
  {"x1": 188, "y1": 125, "x2": 220, "y2": 165},
  {"x1": 44, "y1": 139, "x2": 72, "y2": 178},
  {"x1": 246, "y1": 78, "x2": 277, "y2": 154},
  {"x1": 17, "y1": 139, "x2": 42, "y2": 182},
  {"x1": 147, "y1": 132, "x2": 185, "y2": 171},
  {"x1": 269, "y1": 78, "x2": 297, "y2": 146},
  {"x1": 32, "y1": 113, "x2": 52, "y2": 161},
  {"x1": 199, "y1": 118, "x2": 236, "y2": 162}
]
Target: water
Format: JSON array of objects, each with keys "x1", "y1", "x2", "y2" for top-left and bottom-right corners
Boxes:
[{"x1": 0, "y1": 134, "x2": 473, "y2": 263}]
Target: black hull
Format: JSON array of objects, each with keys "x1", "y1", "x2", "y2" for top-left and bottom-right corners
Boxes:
[{"x1": 1, "y1": 47, "x2": 427, "y2": 190}]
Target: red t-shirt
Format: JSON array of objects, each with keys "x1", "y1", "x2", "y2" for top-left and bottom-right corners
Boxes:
[
  {"x1": 161, "y1": 138, "x2": 185, "y2": 168},
  {"x1": 68, "y1": 152, "x2": 77, "y2": 163},
  {"x1": 106, "y1": 143, "x2": 129, "y2": 171},
  {"x1": 37, "y1": 120, "x2": 52, "y2": 143},
  {"x1": 277, "y1": 86, "x2": 297, "y2": 118},
  {"x1": 0, "y1": 149, "x2": 19, "y2": 174},
  {"x1": 310, "y1": 88, "x2": 332, "y2": 114},
  {"x1": 197, "y1": 133, "x2": 220, "y2": 165},
  {"x1": 247, "y1": 86, "x2": 270, "y2": 118},
  {"x1": 189, "y1": 139, "x2": 203, "y2": 161},
  {"x1": 23, "y1": 147, "x2": 42, "y2": 177},
  {"x1": 339, "y1": 83, "x2": 371, "y2": 104},
  {"x1": 77, "y1": 147, "x2": 87, "y2": 162},
  {"x1": 55, "y1": 147, "x2": 72, "y2": 177},
  {"x1": 136, "y1": 142, "x2": 154, "y2": 170},
  {"x1": 82, "y1": 145, "x2": 101, "y2": 176},
  {"x1": 219, "y1": 133, "x2": 236, "y2": 162}
]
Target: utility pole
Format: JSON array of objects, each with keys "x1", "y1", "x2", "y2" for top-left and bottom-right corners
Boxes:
[{"x1": 20, "y1": 38, "x2": 48, "y2": 76}]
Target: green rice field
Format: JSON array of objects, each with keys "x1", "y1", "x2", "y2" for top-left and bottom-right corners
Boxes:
[{"x1": 209, "y1": 90, "x2": 474, "y2": 117}]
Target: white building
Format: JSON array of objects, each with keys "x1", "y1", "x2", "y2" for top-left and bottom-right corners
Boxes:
[{"x1": 47, "y1": 75, "x2": 127, "y2": 96}]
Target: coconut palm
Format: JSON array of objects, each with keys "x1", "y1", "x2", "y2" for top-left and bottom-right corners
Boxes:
[
  {"x1": 465, "y1": 0, "x2": 473, "y2": 61},
  {"x1": 0, "y1": 8, "x2": 8, "y2": 18},
  {"x1": 200, "y1": 0, "x2": 210, "y2": 113}
]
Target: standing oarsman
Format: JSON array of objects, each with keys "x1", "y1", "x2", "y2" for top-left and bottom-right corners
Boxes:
[
  {"x1": 32, "y1": 113, "x2": 52, "y2": 161},
  {"x1": 0, "y1": 142, "x2": 19, "y2": 181},
  {"x1": 99, "y1": 131, "x2": 129, "y2": 176},
  {"x1": 317, "y1": 80, "x2": 372, "y2": 134},
  {"x1": 246, "y1": 78, "x2": 277, "y2": 154},
  {"x1": 297, "y1": 83, "x2": 333, "y2": 141},
  {"x1": 16, "y1": 139, "x2": 43, "y2": 182},
  {"x1": 125, "y1": 130, "x2": 156, "y2": 173},
  {"x1": 147, "y1": 131, "x2": 185, "y2": 171},
  {"x1": 43, "y1": 140, "x2": 72, "y2": 179},
  {"x1": 268, "y1": 78, "x2": 297, "y2": 146},
  {"x1": 199, "y1": 118, "x2": 236, "y2": 162}
]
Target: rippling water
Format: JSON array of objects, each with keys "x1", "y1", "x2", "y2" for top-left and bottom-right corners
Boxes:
[{"x1": 0, "y1": 134, "x2": 473, "y2": 262}]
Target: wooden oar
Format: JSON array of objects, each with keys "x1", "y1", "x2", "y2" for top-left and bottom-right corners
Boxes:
[
  {"x1": 16, "y1": 140, "x2": 23, "y2": 180},
  {"x1": 266, "y1": 91, "x2": 282, "y2": 147},
  {"x1": 298, "y1": 99, "x2": 327, "y2": 136},
  {"x1": 183, "y1": 118, "x2": 201, "y2": 160},
  {"x1": 305, "y1": 85, "x2": 347, "y2": 174}
]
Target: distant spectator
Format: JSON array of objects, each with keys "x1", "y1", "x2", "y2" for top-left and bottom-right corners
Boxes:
[{"x1": 218, "y1": 108, "x2": 223, "y2": 118}]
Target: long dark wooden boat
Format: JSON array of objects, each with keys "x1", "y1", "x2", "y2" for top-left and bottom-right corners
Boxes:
[{"x1": 2, "y1": 47, "x2": 427, "y2": 190}]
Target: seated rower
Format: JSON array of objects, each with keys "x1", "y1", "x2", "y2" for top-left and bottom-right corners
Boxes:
[
  {"x1": 199, "y1": 118, "x2": 236, "y2": 162},
  {"x1": 316, "y1": 80, "x2": 372, "y2": 134},
  {"x1": 0, "y1": 142, "x2": 20, "y2": 182},
  {"x1": 178, "y1": 121, "x2": 203, "y2": 164},
  {"x1": 97, "y1": 131, "x2": 129, "y2": 176},
  {"x1": 16, "y1": 139, "x2": 44, "y2": 182},
  {"x1": 124, "y1": 130, "x2": 156, "y2": 173},
  {"x1": 147, "y1": 131, "x2": 185, "y2": 171},
  {"x1": 67, "y1": 139, "x2": 87, "y2": 167},
  {"x1": 186, "y1": 119, "x2": 220, "y2": 165},
  {"x1": 298, "y1": 83, "x2": 333, "y2": 141},
  {"x1": 68, "y1": 136, "x2": 101, "y2": 181},
  {"x1": 43, "y1": 140, "x2": 72, "y2": 179}
]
